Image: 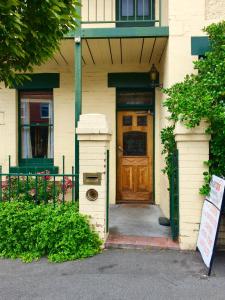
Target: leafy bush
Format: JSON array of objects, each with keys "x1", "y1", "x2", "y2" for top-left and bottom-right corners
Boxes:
[
  {"x1": 2, "y1": 171, "x2": 73, "y2": 203},
  {"x1": 0, "y1": 201, "x2": 102, "y2": 262},
  {"x1": 161, "y1": 21, "x2": 225, "y2": 195},
  {"x1": 161, "y1": 125, "x2": 176, "y2": 181}
]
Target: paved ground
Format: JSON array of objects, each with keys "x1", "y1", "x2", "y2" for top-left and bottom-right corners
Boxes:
[
  {"x1": 109, "y1": 204, "x2": 171, "y2": 237},
  {"x1": 0, "y1": 249, "x2": 225, "y2": 300}
]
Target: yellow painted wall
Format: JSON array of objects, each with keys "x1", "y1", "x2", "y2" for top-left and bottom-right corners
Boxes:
[
  {"x1": 82, "y1": 63, "x2": 162, "y2": 204},
  {"x1": 158, "y1": 0, "x2": 225, "y2": 244},
  {"x1": 0, "y1": 40, "x2": 75, "y2": 174},
  {"x1": 0, "y1": 87, "x2": 17, "y2": 172},
  {"x1": 0, "y1": 44, "x2": 164, "y2": 206},
  {"x1": 0, "y1": 0, "x2": 224, "y2": 249}
]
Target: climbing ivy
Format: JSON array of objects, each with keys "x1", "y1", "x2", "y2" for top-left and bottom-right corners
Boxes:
[{"x1": 161, "y1": 21, "x2": 225, "y2": 195}]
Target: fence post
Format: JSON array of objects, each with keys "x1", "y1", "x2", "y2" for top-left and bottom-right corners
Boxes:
[
  {"x1": 76, "y1": 114, "x2": 111, "y2": 241},
  {"x1": 174, "y1": 120, "x2": 210, "y2": 250}
]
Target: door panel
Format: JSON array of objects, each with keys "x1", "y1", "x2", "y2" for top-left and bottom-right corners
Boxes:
[
  {"x1": 117, "y1": 111, "x2": 153, "y2": 203},
  {"x1": 121, "y1": 166, "x2": 133, "y2": 192}
]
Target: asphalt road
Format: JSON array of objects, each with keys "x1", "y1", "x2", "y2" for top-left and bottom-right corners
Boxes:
[{"x1": 0, "y1": 249, "x2": 225, "y2": 300}]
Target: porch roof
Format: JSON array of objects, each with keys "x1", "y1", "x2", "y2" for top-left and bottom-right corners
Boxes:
[{"x1": 81, "y1": 36, "x2": 167, "y2": 65}]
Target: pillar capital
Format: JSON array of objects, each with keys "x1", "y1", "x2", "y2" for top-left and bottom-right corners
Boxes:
[
  {"x1": 76, "y1": 114, "x2": 112, "y2": 137},
  {"x1": 174, "y1": 120, "x2": 210, "y2": 142}
]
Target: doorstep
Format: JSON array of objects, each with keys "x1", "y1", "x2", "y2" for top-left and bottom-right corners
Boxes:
[{"x1": 105, "y1": 234, "x2": 180, "y2": 250}]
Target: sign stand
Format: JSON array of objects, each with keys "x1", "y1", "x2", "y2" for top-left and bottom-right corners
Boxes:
[{"x1": 197, "y1": 175, "x2": 225, "y2": 276}]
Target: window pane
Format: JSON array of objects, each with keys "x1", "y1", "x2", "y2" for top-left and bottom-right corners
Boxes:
[
  {"x1": 117, "y1": 90, "x2": 154, "y2": 106},
  {"x1": 137, "y1": 116, "x2": 147, "y2": 126},
  {"x1": 123, "y1": 131, "x2": 147, "y2": 156},
  {"x1": 122, "y1": 0, "x2": 134, "y2": 17},
  {"x1": 123, "y1": 116, "x2": 132, "y2": 126},
  {"x1": 40, "y1": 104, "x2": 49, "y2": 118},
  {"x1": 138, "y1": 0, "x2": 149, "y2": 17},
  {"x1": 20, "y1": 92, "x2": 53, "y2": 159}
]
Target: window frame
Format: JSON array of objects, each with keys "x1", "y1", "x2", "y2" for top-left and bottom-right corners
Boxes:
[
  {"x1": 116, "y1": 0, "x2": 155, "y2": 27},
  {"x1": 18, "y1": 89, "x2": 54, "y2": 167}
]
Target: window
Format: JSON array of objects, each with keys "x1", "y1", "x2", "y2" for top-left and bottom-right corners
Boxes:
[
  {"x1": 40, "y1": 104, "x2": 49, "y2": 119},
  {"x1": 137, "y1": 116, "x2": 147, "y2": 126},
  {"x1": 123, "y1": 131, "x2": 147, "y2": 156},
  {"x1": 117, "y1": 89, "x2": 154, "y2": 108},
  {"x1": 117, "y1": 0, "x2": 155, "y2": 26},
  {"x1": 123, "y1": 116, "x2": 133, "y2": 126},
  {"x1": 19, "y1": 91, "x2": 54, "y2": 161}
]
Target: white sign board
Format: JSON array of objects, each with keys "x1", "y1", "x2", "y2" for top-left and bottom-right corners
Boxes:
[
  {"x1": 197, "y1": 175, "x2": 225, "y2": 272},
  {"x1": 206, "y1": 175, "x2": 225, "y2": 210}
]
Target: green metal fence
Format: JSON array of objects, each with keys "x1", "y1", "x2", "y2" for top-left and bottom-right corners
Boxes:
[
  {"x1": 82, "y1": 0, "x2": 162, "y2": 26},
  {"x1": 169, "y1": 149, "x2": 179, "y2": 241},
  {"x1": 0, "y1": 157, "x2": 79, "y2": 205}
]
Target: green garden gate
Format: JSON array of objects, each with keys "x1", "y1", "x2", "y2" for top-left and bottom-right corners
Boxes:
[{"x1": 170, "y1": 149, "x2": 179, "y2": 240}]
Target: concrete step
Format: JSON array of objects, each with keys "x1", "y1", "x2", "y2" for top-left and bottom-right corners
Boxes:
[{"x1": 105, "y1": 234, "x2": 180, "y2": 250}]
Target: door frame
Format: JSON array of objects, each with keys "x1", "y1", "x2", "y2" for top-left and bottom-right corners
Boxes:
[{"x1": 115, "y1": 88, "x2": 155, "y2": 204}]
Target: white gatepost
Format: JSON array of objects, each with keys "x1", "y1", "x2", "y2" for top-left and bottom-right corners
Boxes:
[
  {"x1": 76, "y1": 114, "x2": 111, "y2": 241},
  {"x1": 174, "y1": 120, "x2": 211, "y2": 250}
]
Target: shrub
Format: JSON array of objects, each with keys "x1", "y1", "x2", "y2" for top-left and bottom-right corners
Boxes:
[
  {"x1": 0, "y1": 201, "x2": 102, "y2": 262},
  {"x1": 161, "y1": 21, "x2": 225, "y2": 195}
]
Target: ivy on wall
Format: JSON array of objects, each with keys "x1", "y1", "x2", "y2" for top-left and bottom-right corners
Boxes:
[{"x1": 161, "y1": 21, "x2": 225, "y2": 195}]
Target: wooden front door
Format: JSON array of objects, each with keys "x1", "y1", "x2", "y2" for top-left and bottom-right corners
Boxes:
[{"x1": 117, "y1": 111, "x2": 153, "y2": 203}]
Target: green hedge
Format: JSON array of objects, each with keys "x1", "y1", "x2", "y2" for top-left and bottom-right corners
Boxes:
[{"x1": 0, "y1": 201, "x2": 102, "y2": 262}]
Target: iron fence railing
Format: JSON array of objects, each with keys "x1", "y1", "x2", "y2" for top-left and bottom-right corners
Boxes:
[
  {"x1": 81, "y1": 0, "x2": 162, "y2": 26},
  {"x1": 0, "y1": 156, "x2": 79, "y2": 205}
]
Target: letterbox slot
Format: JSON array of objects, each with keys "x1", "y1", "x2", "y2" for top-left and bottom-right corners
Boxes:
[{"x1": 83, "y1": 173, "x2": 102, "y2": 185}]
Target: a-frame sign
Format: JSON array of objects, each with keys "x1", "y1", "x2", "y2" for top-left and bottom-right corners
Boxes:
[{"x1": 197, "y1": 175, "x2": 225, "y2": 276}]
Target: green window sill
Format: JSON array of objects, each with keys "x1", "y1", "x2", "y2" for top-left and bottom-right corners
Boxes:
[{"x1": 9, "y1": 165, "x2": 59, "y2": 174}]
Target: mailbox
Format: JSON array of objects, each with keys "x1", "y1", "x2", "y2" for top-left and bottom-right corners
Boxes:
[{"x1": 83, "y1": 173, "x2": 102, "y2": 185}]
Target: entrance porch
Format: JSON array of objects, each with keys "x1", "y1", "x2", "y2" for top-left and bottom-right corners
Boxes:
[{"x1": 106, "y1": 204, "x2": 179, "y2": 249}]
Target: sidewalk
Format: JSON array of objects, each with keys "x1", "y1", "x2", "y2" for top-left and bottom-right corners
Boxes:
[{"x1": 0, "y1": 249, "x2": 225, "y2": 300}]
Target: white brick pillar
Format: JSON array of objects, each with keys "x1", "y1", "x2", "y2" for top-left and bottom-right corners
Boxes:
[
  {"x1": 174, "y1": 120, "x2": 210, "y2": 250},
  {"x1": 76, "y1": 114, "x2": 111, "y2": 241}
]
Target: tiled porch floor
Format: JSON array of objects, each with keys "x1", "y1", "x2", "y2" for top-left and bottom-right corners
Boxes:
[
  {"x1": 109, "y1": 204, "x2": 171, "y2": 238},
  {"x1": 107, "y1": 204, "x2": 179, "y2": 250}
]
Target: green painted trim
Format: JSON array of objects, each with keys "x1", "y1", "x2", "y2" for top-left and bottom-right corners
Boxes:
[
  {"x1": 108, "y1": 73, "x2": 159, "y2": 88},
  {"x1": 9, "y1": 165, "x2": 59, "y2": 174},
  {"x1": 78, "y1": 26, "x2": 169, "y2": 39},
  {"x1": 115, "y1": 0, "x2": 156, "y2": 28},
  {"x1": 191, "y1": 36, "x2": 210, "y2": 55},
  {"x1": 65, "y1": 26, "x2": 169, "y2": 39},
  {"x1": 115, "y1": 88, "x2": 155, "y2": 204},
  {"x1": 106, "y1": 150, "x2": 110, "y2": 232},
  {"x1": 18, "y1": 90, "x2": 54, "y2": 167},
  {"x1": 74, "y1": 30, "x2": 82, "y2": 200},
  {"x1": 153, "y1": 90, "x2": 155, "y2": 204},
  {"x1": 19, "y1": 159, "x2": 53, "y2": 166},
  {"x1": 117, "y1": 104, "x2": 154, "y2": 111},
  {"x1": 11, "y1": 73, "x2": 60, "y2": 89}
]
